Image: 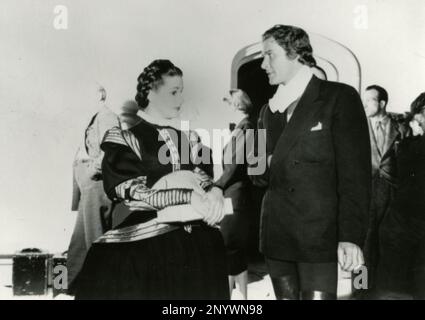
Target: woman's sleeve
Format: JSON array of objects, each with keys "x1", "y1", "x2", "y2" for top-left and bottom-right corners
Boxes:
[
  {"x1": 101, "y1": 127, "x2": 193, "y2": 211},
  {"x1": 214, "y1": 122, "x2": 251, "y2": 190},
  {"x1": 91, "y1": 108, "x2": 121, "y2": 178},
  {"x1": 188, "y1": 130, "x2": 214, "y2": 189}
]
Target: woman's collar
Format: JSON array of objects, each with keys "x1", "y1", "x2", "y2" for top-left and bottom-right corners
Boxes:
[{"x1": 137, "y1": 110, "x2": 185, "y2": 130}]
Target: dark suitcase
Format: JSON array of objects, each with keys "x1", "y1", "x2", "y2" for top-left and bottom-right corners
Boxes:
[{"x1": 13, "y1": 248, "x2": 50, "y2": 296}]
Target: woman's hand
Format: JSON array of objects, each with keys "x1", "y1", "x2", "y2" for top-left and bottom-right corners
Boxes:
[
  {"x1": 190, "y1": 191, "x2": 211, "y2": 221},
  {"x1": 202, "y1": 187, "x2": 225, "y2": 226}
]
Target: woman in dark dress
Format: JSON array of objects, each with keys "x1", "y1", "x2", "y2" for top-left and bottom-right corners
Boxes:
[
  {"x1": 375, "y1": 92, "x2": 425, "y2": 299},
  {"x1": 216, "y1": 89, "x2": 255, "y2": 299},
  {"x1": 73, "y1": 60, "x2": 229, "y2": 300}
]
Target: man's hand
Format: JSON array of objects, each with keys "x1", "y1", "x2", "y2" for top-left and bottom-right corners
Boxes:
[{"x1": 338, "y1": 242, "x2": 364, "y2": 272}]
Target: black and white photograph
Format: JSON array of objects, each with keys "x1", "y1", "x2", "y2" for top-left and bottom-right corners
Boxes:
[{"x1": 1, "y1": 0, "x2": 425, "y2": 303}]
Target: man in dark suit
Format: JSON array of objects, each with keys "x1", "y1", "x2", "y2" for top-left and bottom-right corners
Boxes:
[
  {"x1": 361, "y1": 85, "x2": 407, "y2": 295},
  {"x1": 250, "y1": 25, "x2": 371, "y2": 300}
]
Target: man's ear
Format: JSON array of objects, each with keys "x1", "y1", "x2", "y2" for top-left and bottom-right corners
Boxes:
[{"x1": 379, "y1": 100, "x2": 387, "y2": 111}]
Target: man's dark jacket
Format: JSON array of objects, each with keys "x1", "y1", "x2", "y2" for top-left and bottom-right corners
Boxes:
[{"x1": 252, "y1": 76, "x2": 371, "y2": 262}]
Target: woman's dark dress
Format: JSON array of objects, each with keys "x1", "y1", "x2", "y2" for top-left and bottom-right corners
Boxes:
[
  {"x1": 73, "y1": 118, "x2": 229, "y2": 299},
  {"x1": 216, "y1": 117, "x2": 255, "y2": 275},
  {"x1": 376, "y1": 134, "x2": 425, "y2": 298}
]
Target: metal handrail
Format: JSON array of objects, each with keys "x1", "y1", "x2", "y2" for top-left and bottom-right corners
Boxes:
[{"x1": 0, "y1": 254, "x2": 15, "y2": 259}]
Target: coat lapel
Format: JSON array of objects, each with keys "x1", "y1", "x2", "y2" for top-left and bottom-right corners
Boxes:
[
  {"x1": 368, "y1": 119, "x2": 382, "y2": 158},
  {"x1": 272, "y1": 76, "x2": 324, "y2": 162},
  {"x1": 381, "y1": 120, "x2": 399, "y2": 159}
]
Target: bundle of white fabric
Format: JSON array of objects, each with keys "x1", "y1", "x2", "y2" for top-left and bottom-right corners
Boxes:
[{"x1": 153, "y1": 170, "x2": 233, "y2": 223}]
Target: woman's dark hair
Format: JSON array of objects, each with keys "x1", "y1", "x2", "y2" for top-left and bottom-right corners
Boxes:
[
  {"x1": 410, "y1": 92, "x2": 425, "y2": 115},
  {"x1": 135, "y1": 59, "x2": 183, "y2": 109},
  {"x1": 223, "y1": 89, "x2": 256, "y2": 123},
  {"x1": 230, "y1": 89, "x2": 254, "y2": 116},
  {"x1": 262, "y1": 25, "x2": 316, "y2": 67},
  {"x1": 403, "y1": 92, "x2": 425, "y2": 127}
]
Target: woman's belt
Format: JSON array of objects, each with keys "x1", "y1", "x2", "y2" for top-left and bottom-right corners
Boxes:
[{"x1": 95, "y1": 219, "x2": 206, "y2": 244}]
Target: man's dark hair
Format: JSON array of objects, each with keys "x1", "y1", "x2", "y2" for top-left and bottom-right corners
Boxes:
[
  {"x1": 366, "y1": 85, "x2": 389, "y2": 106},
  {"x1": 262, "y1": 25, "x2": 316, "y2": 67}
]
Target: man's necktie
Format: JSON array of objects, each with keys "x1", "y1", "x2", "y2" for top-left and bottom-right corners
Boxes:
[{"x1": 376, "y1": 121, "x2": 386, "y2": 154}]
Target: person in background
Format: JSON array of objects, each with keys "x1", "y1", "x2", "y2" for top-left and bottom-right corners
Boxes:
[
  {"x1": 375, "y1": 92, "x2": 425, "y2": 299},
  {"x1": 119, "y1": 100, "x2": 142, "y2": 130},
  {"x1": 360, "y1": 85, "x2": 407, "y2": 296},
  {"x1": 68, "y1": 86, "x2": 120, "y2": 293},
  {"x1": 216, "y1": 89, "x2": 256, "y2": 299}
]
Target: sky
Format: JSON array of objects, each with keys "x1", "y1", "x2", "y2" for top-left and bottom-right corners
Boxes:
[{"x1": 1, "y1": 0, "x2": 424, "y2": 253}]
